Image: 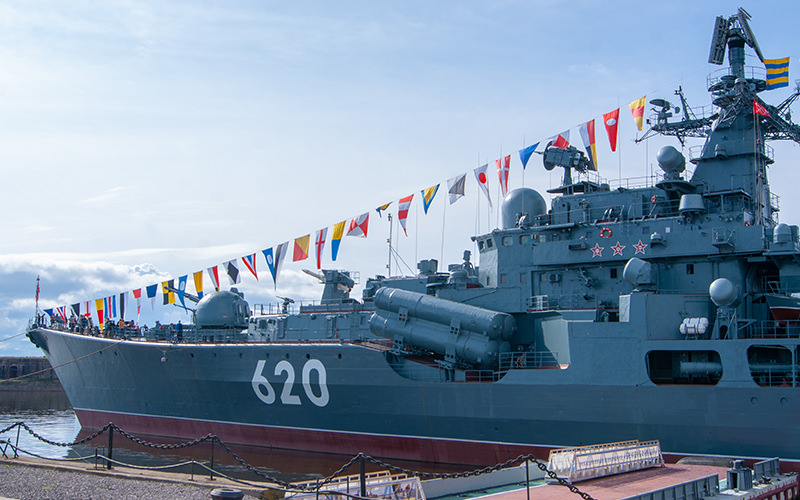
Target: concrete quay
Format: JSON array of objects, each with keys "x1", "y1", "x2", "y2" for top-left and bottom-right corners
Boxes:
[{"x1": 0, "y1": 455, "x2": 276, "y2": 499}]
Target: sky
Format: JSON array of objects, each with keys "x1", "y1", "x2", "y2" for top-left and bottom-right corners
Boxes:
[{"x1": 1, "y1": 0, "x2": 799, "y2": 357}]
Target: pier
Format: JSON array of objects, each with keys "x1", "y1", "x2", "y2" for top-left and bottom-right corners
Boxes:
[{"x1": 0, "y1": 455, "x2": 270, "y2": 499}]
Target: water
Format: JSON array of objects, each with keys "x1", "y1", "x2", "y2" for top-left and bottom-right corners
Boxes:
[
  {"x1": 0, "y1": 410, "x2": 462, "y2": 484},
  {"x1": 0, "y1": 409, "x2": 80, "y2": 459}
]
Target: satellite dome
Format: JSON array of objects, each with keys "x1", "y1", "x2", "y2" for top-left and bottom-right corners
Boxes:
[
  {"x1": 657, "y1": 145, "x2": 686, "y2": 174},
  {"x1": 709, "y1": 278, "x2": 737, "y2": 307},
  {"x1": 195, "y1": 289, "x2": 251, "y2": 329},
  {"x1": 501, "y1": 188, "x2": 547, "y2": 229}
]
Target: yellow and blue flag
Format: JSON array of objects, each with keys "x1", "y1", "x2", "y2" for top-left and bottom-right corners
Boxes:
[
  {"x1": 765, "y1": 57, "x2": 789, "y2": 90},
  {"x1": 421, "y1": 184, "x2": 439, "y2": 214},
  {"x1": 376, "y1": 202, "x2": 391, "y2": 217},
  {"x1": 331, "y1": 221, "x2": 346, "y2": 261},
  {"x1": 193, "y1": 271, "x2": 204, "y2": 298}
]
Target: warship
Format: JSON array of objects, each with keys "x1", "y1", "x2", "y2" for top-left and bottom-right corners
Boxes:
[{"x1": 26, "y1": 9, "x2": 800, "y2": 468}]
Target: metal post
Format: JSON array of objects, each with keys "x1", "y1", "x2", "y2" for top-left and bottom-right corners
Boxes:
[
  {"x1": 526, "y1": 459, "x2": 530, "y2": 500},
  {"x1": 360, "y1": 455, "x2": 367, "y2": 498},
  {"x1": 209, "y1": 439, "x2": 215, "y2": 481},
  {"x1": 15, "y1": 425, "x2": 21, "y2": 458},
  {"x1": 106, "y1": 425, "x2": 113, "y2": 470},
  {"x1": 316, "y1": 479, "x2": 320, "y2": 500}
]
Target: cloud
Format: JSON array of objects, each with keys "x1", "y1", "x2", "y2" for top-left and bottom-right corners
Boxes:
[
  {"x1": 79, "y1": 186, "x2": 124, "y2": 205},
  {"x1": 0, "y1": 250, "x2": 333, "y2": 358}
]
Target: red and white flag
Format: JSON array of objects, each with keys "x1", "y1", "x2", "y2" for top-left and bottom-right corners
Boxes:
[
  {"x1": 132, "y1": 288, "x2": 142, "y2": 318},
  {"x1": 496, "y1": 155, "x2": 511, "y2": 197},
  {"x1": 473, "y1": 164, "x2": 492, "y2": 209},
  {"x1": 603, "y1": 108, "x2": 620, "y2": 152},
  {"x1": 315, "y1": 228, "x2": 328, "y2": 269},
  {"x1": 753, "y1": 99, "x2": 770, "y2": 117},
  {"x1": 397, "y1": 194, "x2": 413, "y2": 236},
  {"x1": 552, "y1": 130, "x2": 570, "y2": 149},
  {"x1": 207, "y1": 266, "x2": 220, "y2": 292},
  {"x1": 242, "y1": 253, "x2": 258, "y2": 280},
  {"x1": 347, "y1": 213, "x2": 369, "y2": 238}
]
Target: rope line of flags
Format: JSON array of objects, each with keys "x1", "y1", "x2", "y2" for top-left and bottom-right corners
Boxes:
[{"x1": 39, "y1": 56, "x2": 792, "y2": 326}]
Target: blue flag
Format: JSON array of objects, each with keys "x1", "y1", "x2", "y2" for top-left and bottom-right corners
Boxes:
[
  {"x1": 519, "y1": 142, "x2": 539, "y2": 170},
  {"x1": 264, "y1": 243, "x2": 288, "y2": 290},
  {"x1": 177, "y1": 275, "x2": 187, "y2": 308}
]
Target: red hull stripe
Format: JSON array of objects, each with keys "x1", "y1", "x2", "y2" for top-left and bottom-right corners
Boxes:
[
  {"x1": 74, "y1": 409, "x2": 800, "y2": 473},
  {"x1": 74, "y1": 409, "x2": 546, "y2": 466}
]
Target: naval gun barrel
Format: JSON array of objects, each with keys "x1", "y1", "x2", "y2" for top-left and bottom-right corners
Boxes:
[{"x1": 372, "y1": 287, "x2": 516, "y2": 340}]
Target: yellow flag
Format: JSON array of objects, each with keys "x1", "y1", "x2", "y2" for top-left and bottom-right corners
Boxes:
[
  {"x1": 628, "y1": 96, "x2": 647, "y2": 131},
  {"x1": 193, "y1": 271, "x2": 204, "y2": 298}
]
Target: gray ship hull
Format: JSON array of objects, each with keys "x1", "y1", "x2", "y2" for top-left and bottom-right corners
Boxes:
[{"x1": 28, "y1": 327, "x2": 800, "y2": 466}]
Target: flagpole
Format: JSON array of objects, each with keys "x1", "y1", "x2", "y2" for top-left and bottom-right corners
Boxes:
[
  {"x1": 414, "y1": 197, "x2": 419, "y2": 267},
  {"x1": 440, "y1": 195, "x2": 447, "y2": 265},
  {"x1": 387, "y1": 213, "x2": 393, "y2": 277},
  {"x1": 618, "y1": 97, "x2": 622, "y2": 183},
  {"x1": 521, "y1": 137, "x2": 526, "y2": 188},
  {"x1": 35, "y1": 275, "x2": 40, "y2": 321}
]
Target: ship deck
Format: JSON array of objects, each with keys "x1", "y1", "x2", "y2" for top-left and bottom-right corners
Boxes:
[{"x1": 477, "y1": 463, "x2": 727, "y2": 500}]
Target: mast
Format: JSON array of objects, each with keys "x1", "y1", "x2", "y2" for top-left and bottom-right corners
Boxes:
[
  {"x1": 35, "y1": 275, "x2": 40, "y2": 321},
  {"x1": 387, "y1": 213, "x2": 393, "y2": 277}
]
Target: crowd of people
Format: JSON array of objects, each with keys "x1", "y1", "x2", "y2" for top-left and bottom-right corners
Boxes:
[{"x1": 34, "y1": 312, "x2": 186, "y2": 342}]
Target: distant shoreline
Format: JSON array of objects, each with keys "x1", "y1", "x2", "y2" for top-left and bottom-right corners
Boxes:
[{"x1": 0, "y1": 357, "x2": 71, "y2": 411}]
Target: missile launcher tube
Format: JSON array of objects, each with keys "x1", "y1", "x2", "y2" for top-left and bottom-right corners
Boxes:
[
  {"x1": 369, "y1": 313, "x2": 510, "y2": 368},
  {"x1": 372, "y1": 287, "x2": 516, "y2": 340}
]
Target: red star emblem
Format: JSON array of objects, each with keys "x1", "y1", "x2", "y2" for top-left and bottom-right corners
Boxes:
[
  {"x1": 633, "y1": 240, "x2": 647, "y2": 254},
  {"x1": 611, "y1": 241, "x2": 625, "y2": 256},
  {"x1": 591, "y1": 243, "x2": 604, "y2": 257}
]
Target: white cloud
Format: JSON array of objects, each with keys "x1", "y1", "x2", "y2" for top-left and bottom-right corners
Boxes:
[{"x1": 80, "y1": 186, "x2": 124, "y2": 205}]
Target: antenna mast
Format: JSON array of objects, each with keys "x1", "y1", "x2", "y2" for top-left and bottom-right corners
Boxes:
[{"x1": 387, "y1": 213, "x2": 393, "y2": 277}]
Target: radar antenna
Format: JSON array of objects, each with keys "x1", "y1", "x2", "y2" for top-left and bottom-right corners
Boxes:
[
  {"x1": 736, "y1": 7, "x2": 765, "y2": 63},
  {"x1": 708, "y1": 7, "x2": 765, "y2": 65},
  {"x1": 638, "y1": 87, "x2": 717, "y2": 145}
]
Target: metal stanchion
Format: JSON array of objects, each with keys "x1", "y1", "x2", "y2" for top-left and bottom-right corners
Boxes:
[
  {"x1": 106, "y1": 425, "x2": 113, "y2": 470},
  {"x1": 360, "y1": 455, "x2": 367, "y2": 498}
]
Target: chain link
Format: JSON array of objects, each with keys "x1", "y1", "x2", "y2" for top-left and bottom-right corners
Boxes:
[
  {"x1": 111, "y1": 424, "x2": 215, "y2": 450},
  {"x1": 2, "y1": 421, "x2": 597, "y2": 499}
]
